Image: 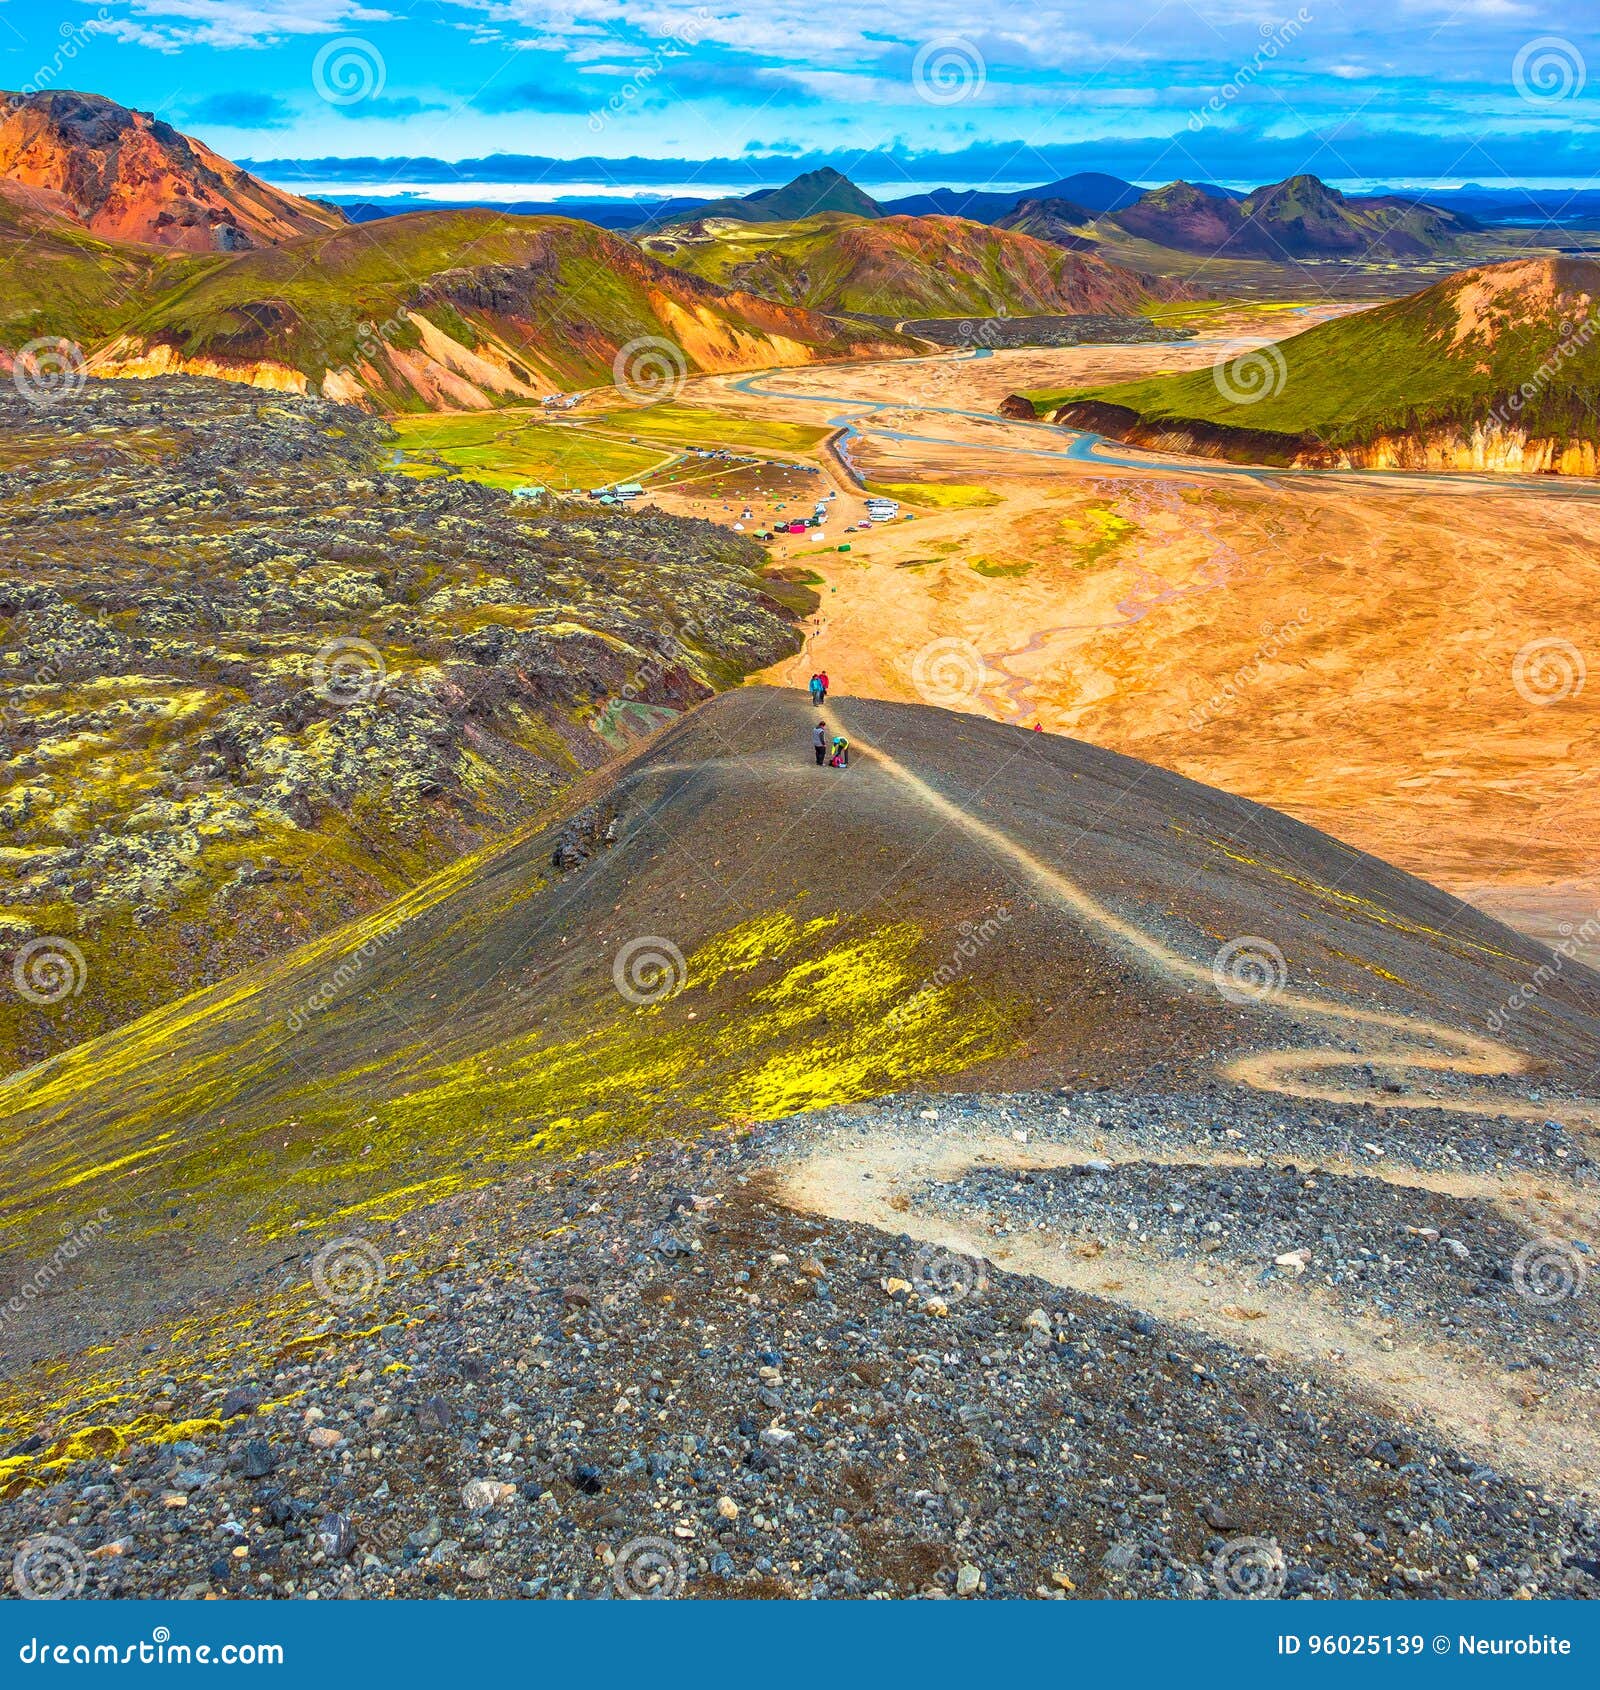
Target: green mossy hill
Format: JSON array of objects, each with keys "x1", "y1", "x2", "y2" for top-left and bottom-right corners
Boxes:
[
  {"x1": 643, "y1": 214, "x2": 1191, "y2": 318},
  {"x1": 0, "y1": 192, "x2": 202, "y2": 353},
  {"x1": 119, "y1": 208, "x2": 906, "y2": 401},
  {"x1": 0, "y1": 378, "x2": 801, "y2": 1072},
  {"x1": 1045, "y1": 257, "x2": 1600, "y2": 452}
]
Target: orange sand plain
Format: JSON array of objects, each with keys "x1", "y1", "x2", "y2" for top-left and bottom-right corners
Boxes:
[{"x1": 640, "y1": 327, "x2": 1600, "y2": 948}]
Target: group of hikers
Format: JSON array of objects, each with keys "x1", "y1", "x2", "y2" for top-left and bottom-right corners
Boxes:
[
  {"x1": 813, "y1": 719, "x2": 848, "y2": 768},
  {"x1": 807, "y1": 672, "x2": 848, "y2": 768}
]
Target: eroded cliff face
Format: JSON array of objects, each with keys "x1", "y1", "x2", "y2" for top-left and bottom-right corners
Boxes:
[
  {"x1": 86, "y1": 336, "x2": 309, "y2": 394},
  {"x1": 997, "y1": 394, "x2": 1040, "y2": 421},
  {"x1": 1317, "y1": 427, "x2": 1600, "y2": 476},
  {"x1": 85, "y1": 292, "x2": 906, "y2": 413},
  {"x1": 1051, "y1": 401, "x2": 1600, "y2": 477},
  {"x1": 1049, "y1": 401, "x2": 1307, "y2": 468}
]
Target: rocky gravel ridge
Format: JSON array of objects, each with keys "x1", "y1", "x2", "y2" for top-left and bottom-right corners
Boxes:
[{"x1": 4, "y1": 1085, "x2": 1597, "y2": 1603}]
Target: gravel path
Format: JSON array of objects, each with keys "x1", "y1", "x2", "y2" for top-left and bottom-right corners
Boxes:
[{"x1": 5, "y1": 1091, "x2": 1598, "y2": 1603}]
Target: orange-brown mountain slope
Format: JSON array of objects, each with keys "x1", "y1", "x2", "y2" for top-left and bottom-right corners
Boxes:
[{"x1": 0, "y1": 89, "x2": 344, "y2": 252}]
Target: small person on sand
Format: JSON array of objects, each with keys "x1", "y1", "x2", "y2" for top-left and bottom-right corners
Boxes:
[
  {"x1": 829, "y1": 733, "x2": 849, "y2": 769},
  {"x1": 813, "y1": 720, "x2": 828, "y2": 766},
  {"x1": 809, "y1": 673, "x2": 823, "y2": 707}
]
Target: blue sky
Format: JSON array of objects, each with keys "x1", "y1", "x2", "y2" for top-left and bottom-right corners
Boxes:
[{"x1": 2, "y1": 2, "x2": 1597, "y2": 198}]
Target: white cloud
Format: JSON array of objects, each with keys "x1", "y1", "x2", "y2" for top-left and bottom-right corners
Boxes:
[{"x1": 101, "y1": 1, "x2": 394, "y2": 51}]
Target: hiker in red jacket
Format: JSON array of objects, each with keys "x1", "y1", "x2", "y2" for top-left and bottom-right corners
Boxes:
[{"x1": 818, "y1": 670, "x2": 830, "y2": 703}]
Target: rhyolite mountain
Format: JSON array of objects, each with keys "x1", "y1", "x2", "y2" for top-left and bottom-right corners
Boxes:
[
  {"x1": 0, "y1": 185, "x2": 189, "y2": 354},
  {"x1": 0, "y1": 100, "x2": 906, "y2": 405},
  {"x1": 1044, "y1": 256, "x2": 1600, "y2": 473},
  {"x1": 0, "y1": 89, "x2": 344, "y2": 252},
  {"x1": 88, "y1": 208, "x2": 910, "y2": 408}
]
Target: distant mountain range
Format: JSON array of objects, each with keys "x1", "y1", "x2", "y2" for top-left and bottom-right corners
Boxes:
[
  {"x1": 639, "y1": 167, "x2": 1146, "y2": 230},
  {"x1": 881, "y1": 173, "x2": 1147, "y2": 218},
  {"x1": 0, "y1": 89, "x2": 1558, "y2": 422},
  {"x1": 642, "y1": 165, "x2": 1478, "y2": 263},
  {"x1": 333, "y1": 177, "x2": 1600, "y2": 238},
  {"x1": 1405, "y1": 185, "x2": 1600, "y2": 230},
  {"x1": 1044, "y1": 256, "x2": 1600, "y2": 473}
]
